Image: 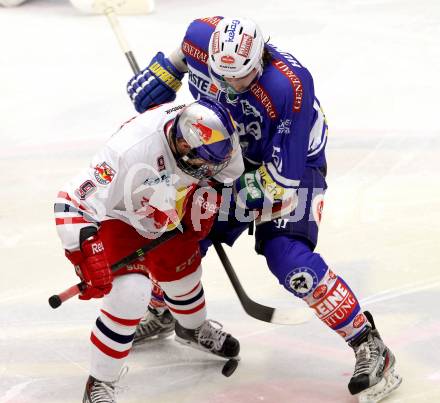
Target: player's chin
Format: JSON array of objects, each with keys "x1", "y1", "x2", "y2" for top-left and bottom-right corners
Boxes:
[{"x1": 229, "y1": 85, "x2": 249, "y2": 94}]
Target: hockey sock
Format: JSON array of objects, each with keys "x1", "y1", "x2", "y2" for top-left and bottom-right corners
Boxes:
[
  {"x1": 303, "y1": 268, "x2": 368, "y2": 342},
  {"x1": 159, "y1": 266, "x2": 206, "y2": 329},
  {"x1": 90, "y1": 274, "x2": 150, "y2": 381}
]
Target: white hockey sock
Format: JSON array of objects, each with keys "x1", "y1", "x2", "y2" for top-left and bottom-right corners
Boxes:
[
  {"x1": 90, "y1": 274, "x2": 151, "y2": 381},
  {"x1": 160, "y1": 266, "x2": 206, "y2": 329}
]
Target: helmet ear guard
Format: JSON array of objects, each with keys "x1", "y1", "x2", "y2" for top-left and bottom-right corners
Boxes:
[{"x1": 169, "y1": 98, "x2": 237, "y2": 180}]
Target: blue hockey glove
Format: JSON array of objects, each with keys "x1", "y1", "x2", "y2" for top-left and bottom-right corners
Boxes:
[{"x1": 127, "y1": 52, "x2": 184, "y2": 113}]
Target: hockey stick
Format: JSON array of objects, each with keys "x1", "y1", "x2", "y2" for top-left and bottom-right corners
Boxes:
[
  {"x1": 213, "y1": 242, "x2": 312, "y2": 325},
  {"x1": 102, "y1": 5, "x2": 141, "y2": 73},
  {"x1": 71, "y1": 1, "x2": 154, "y2": 71},
  {"x1": 100, "y1": 5, "x2": 142, "y2": 75},
  {"x1": 48, "y1": 228, "x2": 179, "y2": 309},
  {"x1": 101, "y1": 19, "x2": 312, "y2": 326}
]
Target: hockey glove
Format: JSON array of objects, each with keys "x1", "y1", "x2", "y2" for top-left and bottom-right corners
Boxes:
[
  {"x1": 234, "y1": 167, "x2": 297, "y2": 221},
  {"x1": 127, "y1": 52, "x2": 184, "y2": 113},
  {"x1": 65, "y1": 227, "x2": 112, "y2": 300},
  {"x1": 182, "y1": 187, "x2": 221, "y2": 242}
]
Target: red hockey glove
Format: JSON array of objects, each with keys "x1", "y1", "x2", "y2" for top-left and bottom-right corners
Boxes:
[
  {"x1": 65, "y1": 231, "x2": 112, "y2": 300},
  {"x1": 182, "y1": 187, "x2": 221, "y2": 242}
]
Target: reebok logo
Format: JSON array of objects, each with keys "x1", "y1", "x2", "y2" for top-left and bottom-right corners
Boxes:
[{"x1": 92, "y1": 242, "x2": 104, "y2": 254}]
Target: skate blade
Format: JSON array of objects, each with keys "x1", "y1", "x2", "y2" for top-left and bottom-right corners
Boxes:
[
  {"x1": 133, "y1": 330, "x2": 175, "y2": 345},
  {"x1": 175, "y1": 336, "x2": 240, "y2": 360},
  {"x1": 358, "y1": 367, "x2": 402, "y2": 403}
]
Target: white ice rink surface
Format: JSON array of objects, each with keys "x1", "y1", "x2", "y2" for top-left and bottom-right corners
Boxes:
[{"x1": 1, "y1": 0, "x2": 440, "y2": 402}]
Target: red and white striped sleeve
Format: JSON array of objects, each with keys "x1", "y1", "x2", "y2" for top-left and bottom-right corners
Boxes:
[{"x1": 54, "y1": 145, "x2": 124, "y2": 251}]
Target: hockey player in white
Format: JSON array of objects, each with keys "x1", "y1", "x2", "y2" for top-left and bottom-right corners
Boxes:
[{"x1": 54, "y1": 99, "x2": 243, "y2": 402}]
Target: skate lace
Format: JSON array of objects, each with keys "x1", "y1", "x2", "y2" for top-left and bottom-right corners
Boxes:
[
  {"x1": 90, "y1": 367, "x2": 128, "y2": 403},
  {"x1": 136, "y1": 310, "x2": 169, "y2": 337},
  {"x1": 353, "y1": 335, "x2": 379, "y2": 377},
  {"x1": 138, "y1": 313, "x2": 161, "y2": 336},
  {"x1": 197, "y1": 320, "x2": 227, "y2": 352}
]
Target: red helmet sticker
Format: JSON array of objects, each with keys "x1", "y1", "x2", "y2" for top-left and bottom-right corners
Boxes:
[
  {"x1": 221, "y1": 55, "x2": 235, "y2": 64},
  {"x1": 211, "y1": 31, "x2": 220, "y2": 54},
  {"x1": 237, "y1": 33, "x2": 253, "y2": 58}
]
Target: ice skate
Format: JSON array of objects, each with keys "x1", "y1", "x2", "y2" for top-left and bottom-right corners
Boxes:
[
  {"x1": 83, "y1": 375, "x2": 117, "y2": 403},
  {"x1": 133, "y1": 307, "x2": 176, "y2": 344},
  {"x1": 175, "y1": 319, "x2": 240, "y2": 358},
  {"x1": 348, "y1": 311, "x2": 402, "y2": 403}
]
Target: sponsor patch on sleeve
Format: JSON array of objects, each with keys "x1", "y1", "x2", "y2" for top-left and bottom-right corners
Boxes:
[{"x1": 94, "y1": 162, "x2": 116, "y2": 185}]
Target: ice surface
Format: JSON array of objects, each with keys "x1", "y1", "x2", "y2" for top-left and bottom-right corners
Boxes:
[{"x1": 1, "y1": 0, "x2": 439, "y2": 402}]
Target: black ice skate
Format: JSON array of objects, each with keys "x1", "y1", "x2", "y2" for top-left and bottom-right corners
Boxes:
[
  {"x1": 175, "y1": 319, "x2": 240, "y2": 358},
  {"x1": 348, "y1": 311, "x2": 402, "y2": 403},
  {"x1": 83, "y1": 375, "x2": 117, "y2": 403},
  {"x1": 133, "y1": 307, "x2": 176, "y2": 344}
]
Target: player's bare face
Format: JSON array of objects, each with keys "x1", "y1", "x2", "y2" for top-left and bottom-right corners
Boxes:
[{"x1": 224, "y1": 68, "x2": 259, "y2": 92}]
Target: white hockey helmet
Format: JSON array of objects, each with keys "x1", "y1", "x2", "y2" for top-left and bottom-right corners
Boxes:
[{"x1": 208, "y1": 17, "x2": 265, "y2": 93}]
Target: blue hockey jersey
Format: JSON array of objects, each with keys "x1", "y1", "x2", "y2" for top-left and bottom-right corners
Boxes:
[{"x1": 180, "y1": 17, "x2": 328, "y2": 193}]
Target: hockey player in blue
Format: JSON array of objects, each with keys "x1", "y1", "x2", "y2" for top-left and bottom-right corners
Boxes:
[{"x1": 127, "y1": 17, "x2": 401, "y2": 402}]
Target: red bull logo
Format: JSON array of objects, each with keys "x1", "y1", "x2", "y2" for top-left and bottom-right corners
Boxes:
[
  {"x1": 94, "y1": 162, "x2": 115, "y2": 185},
  {"x1": 192, "y1": 119, "x2": 225, "y2": 145}
]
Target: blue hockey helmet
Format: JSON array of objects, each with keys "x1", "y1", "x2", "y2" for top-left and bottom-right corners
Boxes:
[{"x1": 171, "y1": 98, "x2": 237, "y2": 180}]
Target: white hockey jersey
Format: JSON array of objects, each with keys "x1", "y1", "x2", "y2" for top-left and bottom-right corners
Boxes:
[{"x1": 54, "y1": 103, "x2": 244, "y2": 250}]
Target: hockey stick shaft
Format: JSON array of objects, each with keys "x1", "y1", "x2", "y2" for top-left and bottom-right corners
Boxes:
[
  {"x1": 49, "y1": 228, "x2": 180, "y2": 309},
  {"x1": 213, "y1": 241, "x2": 275, "y2": 322},
  {"x1": 213, "y1": 241, "x2": 313, "y2": 325},
  {"x1": 102, "y1": 5, "x2": 141, "y2": 74}
]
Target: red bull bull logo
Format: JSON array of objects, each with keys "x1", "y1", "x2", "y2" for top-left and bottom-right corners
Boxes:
[
  {"x1": 192, "y1": 119, "x2": 225, "y2": 145},
  {"x1": 94, "y1": 162, "x2": 116, "y2": 185}
]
